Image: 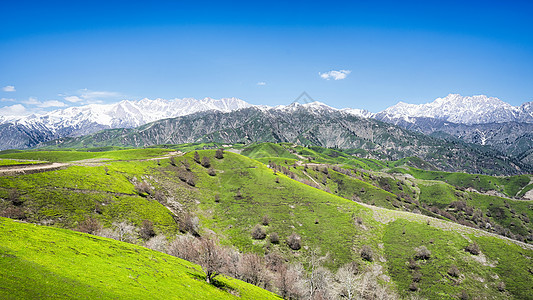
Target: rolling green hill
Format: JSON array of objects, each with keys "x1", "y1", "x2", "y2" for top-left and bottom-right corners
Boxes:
[
  {"x1": 0, "y1": 217, "x2": 280, "y2": 299},
  {"x1": 1, "y1": 145, "x2": 532, "y2": 299}
]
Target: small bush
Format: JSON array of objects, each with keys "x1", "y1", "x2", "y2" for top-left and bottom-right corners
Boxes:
[
  {"x1": 215, "y1": 148, "x2": 224, "y2": 159},
  {"x1": 414, "y1": 246, "x2": 431, "y2": 260},
  {"x1": 201, "y1": 156, "x2": 211, "y2": 168},
  {"x1": 208, "y1": 168, "x2": 216, "y2": 176},
  {"x1": 261, "y1": 215, "x2": 270, "y2": 226},
  {"x1": 77, "y1": 217, "x2": 101, "y2": 234},
  {"x1": 459, "y1": 290, "x2": 469, "y2": 300},
  {"x1": 360, "y1": 245, "x2": 373, "y2": 262},
  {"x1": 139, "y1": 219, "x2": 156, "y2": 240},
  {"x1": 214, "y1": 194, "x2": 220, "y2": 203},
  {"x1": 412, "y1": 271, "x2": 422, "y2": 283},
  {"x1": 465, "y1": 242, "x2": 480, "y2": 255},
  {"x1": 251, "y1": 224, "x2": 266, "y2": 240},
  {"x1": 408, "y1": 282, "x2": 418, "y2": 291},
  {"x1": 1, "y1": 206, "x2": 25, "y2": 220},
  {"x1": 287, "y1": 233, "x2": 301, "y2": 250},
  {"x1": 270, "y1": 232, "x2": 280, "y2": 244},
  {"x1": 179, "y1": 212, "x2": 200, "y2": 236},
  {"x1": 497, "y1": 281, "x2": 505, "y2": 292},
  {"x1": 194, "y1": 151, "x2": 201, "y2": 164},
  {"x1": 448, "y1": 265, "x2": 460, "y2": 278},
  {"x1": 408, "y1": 258, "x2": 418, "y2": 270},
  {"x1": 182, "y1": 159, "x2": 191, "y2": 171},
  {"x1": 8, "y1": 189, "x2": 22, "y2": 206},
  {"x1": 135, "y1": 181, "x2": 151, "y2": 196},
  {"x1": 169, "y1": 156, "x2": 177, "y2": 166}
]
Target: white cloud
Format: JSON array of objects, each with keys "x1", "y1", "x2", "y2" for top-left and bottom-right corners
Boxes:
[
  {"x1": 64, "y1": 95, "x2": 84, "y2": 103},
  {"x1": 257, "y1": 82, "x2": 267, "y2": 86},
  {"x1": 0, "y1": 104, "x2": 27, "y2": 116},
  {"x1": 39, "y1": 100, "x2": 67, "y2": 108},
  {"x1": 22, "y1": 97, "x2": 67, "y2": 108},
  {"x1": 1, "y1": 98, "x2": 15, "y2": 102},
  {"x1": 2, "y1": 85, "x2": 16, "y2": 92},
  {"x1": 62, "y1": 89, "x2": 123, "y2": 104},
  {"x1": 319, "y1": 70, "x2": 351, "y2": 80},
  {"x1": 24, "y1": 97, "x2": 40, "y2": 105}
]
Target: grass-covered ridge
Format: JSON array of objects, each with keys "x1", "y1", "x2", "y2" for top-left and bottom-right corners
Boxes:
[{"x1": 0, "y1": 217, "x2": 279, "y2": 299}]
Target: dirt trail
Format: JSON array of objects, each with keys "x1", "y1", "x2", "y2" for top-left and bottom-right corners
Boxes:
[{"x1": 0, "y1": 163, "x2": 68, "y2": 176}]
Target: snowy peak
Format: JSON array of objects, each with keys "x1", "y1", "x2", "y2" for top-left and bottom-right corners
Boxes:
[
  {"x1": 379, "y1": 94, "x2": 532, "y2": 124},
  {"x1": 2, "y1": 97, "x2": 253, "y2": 131},
  {"x1": 341, "y1": 108, "x2": 375, "y2": 118}
]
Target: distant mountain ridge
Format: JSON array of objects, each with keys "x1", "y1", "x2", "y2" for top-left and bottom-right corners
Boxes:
[
  {"x1": 43, "y1": 103, "x2": 530, "y2": 175},
  {"x1": 0, "y1": 97, "x2": 251, "y2": 150},
  {"x1": 374, "y1": 94, "x2": 533, "y2": 125}
]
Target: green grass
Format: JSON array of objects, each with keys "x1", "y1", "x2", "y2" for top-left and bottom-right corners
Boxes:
[
  {"x1": 0, "y1": 217, "x2": 280, "y2": 299},
  {"x1": 383, "y1": 218, "x2": 532, "y2": 299},
  {"x1": 2, "y1": 144, "x2": 532, "y2": 299},
  {"x1": 0, "y1": 159, "x2": 43, "y2": 166},
  {"x1": 0, "y1": 148, "x2": 171, "y2": 163}
]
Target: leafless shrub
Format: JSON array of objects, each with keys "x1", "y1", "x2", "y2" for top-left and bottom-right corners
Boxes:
[
  {"x1": 194, "y1": 151, "x2": 201, "y2": 164},
  {"x1": 179, "y1": 212, "x2": 199, "y2": 236},
  {"x1": 465, "y1": 242, "x2": 480, "y2": 255},
  {"x1": 135, "y1": 181, "x2": 151, "y2": 196},
  {"x1": 215, "y1": 148, "x2": 224, "y2": 159},
  {"x1": 239, "y1": 253, "x2": 267, "y2": 287},
  {"x1": 412, "y1": 271, "x2": 422, "y2": 282},
  {"x1": 459, "y1": 290, "x2": 469, "y2": 300},
  {"x1": 167, "y1": 234, "x2": 199, "y2": 262},
  {"x1": 104, "y1": 166, "x2": 109, "y2": 175},
  {"x1": 261, "y1": 215, "x2": 270, "y2": 226},
  {"x1": 77, "y1": 217, "x2": 101, "y2": 234},
  {"x1": 408, "y1": 258, "x2": 419, "y2": 270},
  {"x1": 8, "y1": 189, "x2": 22, "y2": 206},
  {"x1": 265, "y1": 252, "x2": 284, "y2": 272},
  {"x1": 1, "y1": 206, "x2": 26, "y2": 220},
  {"x1": 497, "y1": 281, "x2": 505, "y2": 292},
  {"x1": 287, "y1": 233, "x2": 301, "y2": 250},
  {"x1": 270, "y1": 232, "x2": 280, "y2": 244},
  {"x1": 409, "y1": 282, "x2": 418, "y2": 291},
  {"x1": 208, "y1": 168, "x2": 216, "y2": 176},
  {"x1": 144, "y1": 234, "x2": 168, "y2": 253},
  {"x1": 251, "y1": 224, "x2": 266, "y2": 240},
  {"x1": 169, "y1": 156, "x2": 177, "y2": 166},
  {"x1": 414, "y1": 246, "x2": 431, "y2": 260},
  {"x1": 112, "y1": 221, "x2": 136, "y2": 243},
  {"x1": 276, "y1": 263, "x2": 303, "y2": 299},
  {"x1": 139, "y1": 219, "x2": 156, "y2": 240},
  {"x1": 182, "y1": 159, "x2": 191, "y2": 171},
  {"x1": 201, "y1": 156, "x2": 211, "y2": 168},
  {"x1": 448, "y1": 265, "x2": 460, "y2": 278},
  {"x1": 355, "y1": 216, "x2": 363, "y2": 225},
  {"x1": 214, "y1": 194, "x2": 220, "y2": 203},
  {"x1": 360, "y1": 245, "x2": 373, "y2": 262}
]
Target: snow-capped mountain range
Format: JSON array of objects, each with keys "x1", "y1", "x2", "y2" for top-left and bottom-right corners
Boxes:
[
  {"x1": 374, "y1": 94, "x2": 533, "y2": 124},
  {"x1": 0, "y1": 94, "x2": 532, "y2": 153},
  {"x1": 0, "y1": 97, "x2": 251, "y2": 130}
]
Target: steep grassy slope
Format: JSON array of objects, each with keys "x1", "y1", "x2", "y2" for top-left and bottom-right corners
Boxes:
[{"x1": 0, "y1": 217, "x2": 279, "y2": 299}]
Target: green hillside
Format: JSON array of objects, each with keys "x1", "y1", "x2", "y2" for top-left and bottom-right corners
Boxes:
[
  {"x1": 0, "y1": 217, "x2": 279, "y2": 299},
  {"x1": 1, "y1": 145, "x2": 532, "y2": 299}
]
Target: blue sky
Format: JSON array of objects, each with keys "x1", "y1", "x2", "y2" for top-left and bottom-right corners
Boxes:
[{"x1": 1, "y1": 0, "x2": 533, "y2": 116}]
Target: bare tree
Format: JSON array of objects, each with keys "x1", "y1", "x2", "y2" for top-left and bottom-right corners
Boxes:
[
  {"x1": 196, "y1": 237, "x2": 227, "y2": 284},
  {"x1": 167, "y1": 233, "x2": 199, "y2": 262},
  {"x1": 144, "y1": 234, "x2": 168, "y2": 253},
  {"x1": 239, "y1": 253, "x2": 266, "y2": 287},
  {"x1": 179, "y1": 212, "x2": 200, "y2": 236},
  {"x1": 113, "y1": 221, "x2": 136, "y2": 242},
  {"x1": 276, "y1": 263, "x2": 304, "y2": 299}
]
